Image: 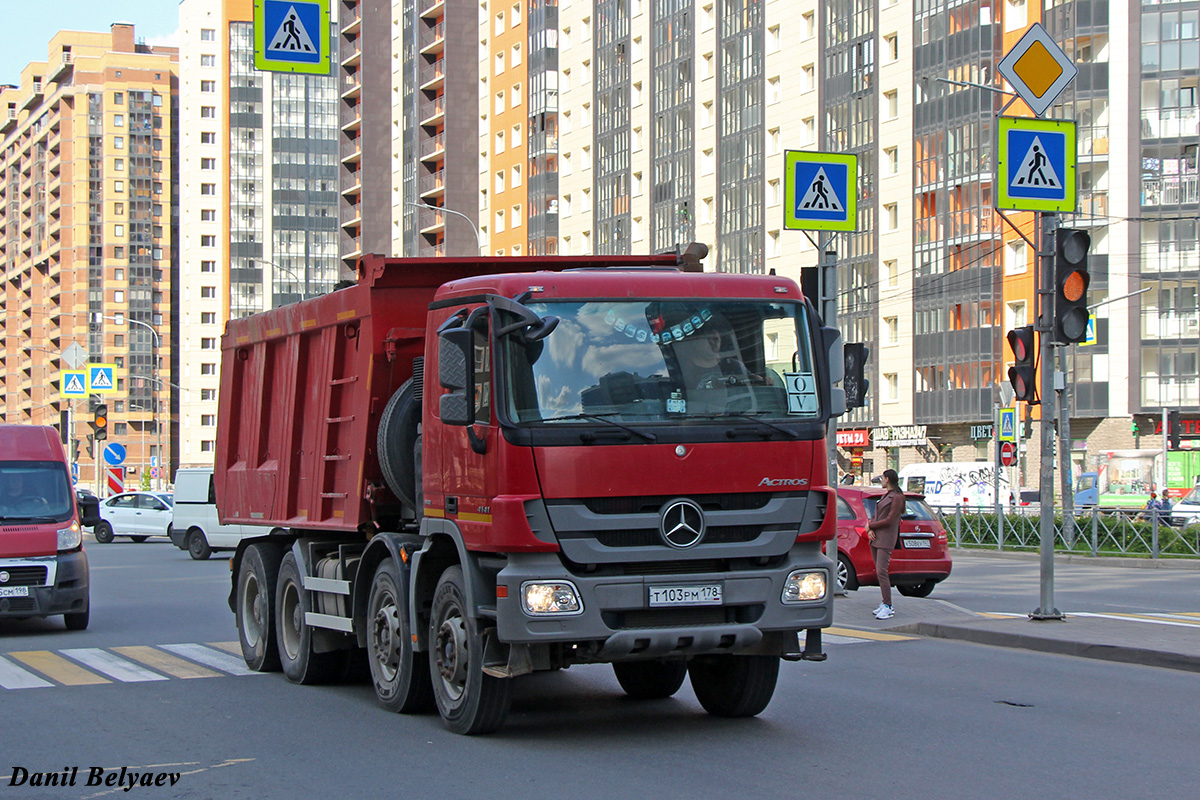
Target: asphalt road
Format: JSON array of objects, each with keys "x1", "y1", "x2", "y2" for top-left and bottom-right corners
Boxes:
[{"x1": 2, "y1": 540, "x2": 1195, "y2": 799}]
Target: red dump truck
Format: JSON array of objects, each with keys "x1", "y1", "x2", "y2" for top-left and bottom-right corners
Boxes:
[{"x1": 218, "y1": 245, "x2": 843, "y2": 734}]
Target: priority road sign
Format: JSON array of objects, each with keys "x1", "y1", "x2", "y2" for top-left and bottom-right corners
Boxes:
[
  {"x1": 87, "y1": 363, "x2": 118, "y2": 395},
  {"x1": 999, "y1": 408, "x2": 1017, "y2": 443},
  {"x1": 61, "y1": 370, "x2": 88, "y2": 398},
  {"x1": 783, "y1": 151, "x2": 858, "y2": 232},
  {"x1": 254, "y1": 0, "x2": 331, "y2": 75},
  {"x1": 996, "y1": 23, "x2": 1077, "y2": 117},
  {"x1": 996, "y1": 117, "x2": 1076, "y2": 213}
]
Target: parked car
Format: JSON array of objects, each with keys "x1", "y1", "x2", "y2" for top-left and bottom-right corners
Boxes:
[
  {"x1": 169, "y1": 468, "x2": 263, "y2": 560},
  {"x1": 835, "y1": 487, "x2": 952, "y2": 597},
  {"x1": 1170, "y1": 486, "x2": 1200, "y2": 526},
  {"x1": 94, "y1": 491, "x2": 174, "y2": 543}
]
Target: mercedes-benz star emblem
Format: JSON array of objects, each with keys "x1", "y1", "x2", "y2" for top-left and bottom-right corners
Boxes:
[{"x1": 659, "y1": 499, "x2": 706, "y2": 549}]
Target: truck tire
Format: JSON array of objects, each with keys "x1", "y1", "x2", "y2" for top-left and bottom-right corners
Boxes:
[
  {"x1": 187, "y1": 528, "x2": 212, "y2": 560},
  {"x1": 428, "y1": 565, "x2": 512, "y2": 734},
  {"x1": 237, "y1": 543, "x2": 283, "y2": 672},
  {"x1": 612, "y1": 660, "x2": 688, "y2": 699},
  {"x1": 367, "y1": 561, "x2": 434, "y2": 713},
  {"x1": 94, "y1": 522, "x2": 114, "y2": 544},
  {"x1": 276, "y1": 552, "x2": 341, "y2": 684},
  {"x1": 377, "y1": 379, "x2": 421, "y2": 511},
  {"x1": 688, "y1": 655, "x2": 780, "y2": 718},
  {"x1": 63, "y1": 604, "x2": 90, "y2": 631}
]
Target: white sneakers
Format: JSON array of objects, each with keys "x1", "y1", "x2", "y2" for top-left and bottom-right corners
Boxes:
[
  {"x1": 872, "y1": 602, "x2": 886, "y2": 615},
  {"x1": 874, "y1": 604, "x2": 895, "y2": 620}
]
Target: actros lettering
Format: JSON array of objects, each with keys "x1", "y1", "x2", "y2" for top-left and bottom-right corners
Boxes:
[{"x1": 758, "y1": 477, "x2": 808, "y2": 487}]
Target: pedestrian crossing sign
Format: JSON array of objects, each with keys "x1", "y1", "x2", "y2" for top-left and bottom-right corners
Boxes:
[
  {"x1": 254, "y1": 0, "x2": 330, "y2": 75},
  {"x1": 783, "y1": 151, "x2": 858, "y2": 232},
  {"x1": 87, "y1": 363, "x2": 117, "y2": 395},
  {"x1": 996, "y1": 117, "x2": 1076, "y2": 213},
  {"x1": 999, "y1": 407, "x2": 1016, "y2": 443},
  {"x1": 60, "y1": 370, "x2": 87, "y2": 398}
]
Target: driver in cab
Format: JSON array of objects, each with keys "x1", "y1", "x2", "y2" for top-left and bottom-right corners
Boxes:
[{"x1": 672, "y1": 325, "x2": 753, "y2": 395}]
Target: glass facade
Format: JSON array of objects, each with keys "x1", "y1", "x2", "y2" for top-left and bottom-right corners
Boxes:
[
  {"x1": 594, "y1": 0, "x2": 632, "y2": 253},
  {"x1": 717, "y1": 0, "x2": 764, "y2": 273},
  {"x1": 651, "y1": 0, "x2": 695, "y2": 252},
  {"x1": 528, "y1": 0, "x2": 560, "y2": 255}
]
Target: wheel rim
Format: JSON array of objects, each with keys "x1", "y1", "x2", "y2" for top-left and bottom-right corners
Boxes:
[
  {"x1": 370, "y1": 587, "x2": 401, "y2": 683},
  {"x1": 280, "y1": 579, "x2": 302, "y2": 660},
  {"x1": 434, "y1": 604, "x2": 468, "y2": 703},
  {"x1": 836, "y1": 558, "x2": 848, "y2": 590},
  {"x1": 241, "y1": 571, "x2": 265, "y2": 648},
  {"x1": 189, "y1": 535, "x2": 202, "y2": 556}
]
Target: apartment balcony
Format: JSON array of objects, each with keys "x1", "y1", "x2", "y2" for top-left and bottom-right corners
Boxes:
[
  {"x1": 420, "y1": 131, "x2": 445, "y2": 162},
  {"x1": 1143, "y1": 310, "x2": 1200, "y2": 341},
  {"x1": 1142, "y1": 175, "x2": 1199, "y2": 207},
  {"x1": 341, "y1": 111, "x2": 361, "y2": 133},
  {"x1": 341, "y1": 143, "x2": 362, "y2": 167},
  {"x1": 341, "y1": 209, "x2": 362, "y2": 232},
  {"x1": 51, "y1": 51, "x2": 72, "y2": 81},
  {"x1": 420, "y1": 0, "x2": 445, "y2": 19},
  {"x1": 341, "y1": 72, "x2": 361, "y2": 101},
  {"x1": 1141, "y1": 109, "x2": 1199, "y2": 141},
  {"x1": 21, "y1": 82, "x2": 43, "y2": 111},
  {"x1": 341, "y1": 2, "x2": 361, "y2": 35},
  {"x1": 419, "y1": 96, "x2": 445, "y2": 127},
  {"x1": 1142, "y1": 377, "x2": 1200, "y2": 408},
  {"x1": 420, "y1": 22, "x2": 446, "y2": 57},
  {"x1": 419, "y1": 60, "x2": 445, "y2": 93},
  {"x1": 340, "y1": 168, "x2": 362, "y2": 198},
  {"x1": 1, "y1": 108, "x2": 17, "y2": 134},
  {"x1": 340, "y1": 38, "x2": 361, "y2": 69},
  {"x1": 419, "y1": 169, "x2": 446, "y2": 199},
  {"x1": 418, "y1": 208, "x2": 446, "y2": 236}
]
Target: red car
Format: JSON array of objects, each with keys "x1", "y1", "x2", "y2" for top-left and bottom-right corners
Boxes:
[{"x1": 835, "y1": 487, "x2": 952, "y2": 597}]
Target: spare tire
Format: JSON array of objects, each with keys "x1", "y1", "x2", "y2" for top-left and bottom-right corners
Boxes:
[{"x1": 377, "y1": 378, "x2": 421, "y2": 511}]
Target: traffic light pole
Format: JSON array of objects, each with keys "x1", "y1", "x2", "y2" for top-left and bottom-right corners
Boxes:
[
  {"x1": 1033, "y1": 211, "x2": 1064, "y2": 620},
  {"x1": 1058, "y1": 345, "x2": 1075, "y2": 546}
]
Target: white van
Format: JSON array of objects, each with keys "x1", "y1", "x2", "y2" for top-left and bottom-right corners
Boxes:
[
  {"x1": 898, "y1": 462, "x2": 1013, "y2": 510},
  {"x1": 170, "y1": 468, "x2": 262, "y2": 560}
]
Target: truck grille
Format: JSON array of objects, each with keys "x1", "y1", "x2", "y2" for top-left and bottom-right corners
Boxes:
[
  {"x1": 0, "y1": 598, "x2": 38, "y2": 612},
  {"x1": 0, "y1": 566, "x2": 48, "y2": 587},
  {"x1": 584, "y1": 525, "x2": 761, "y2": 548},
  {"x1": 577, "y1": 492, "x2": 773, "y2": 515}
]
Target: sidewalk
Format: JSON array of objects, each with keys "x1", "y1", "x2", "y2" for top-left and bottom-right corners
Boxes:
[{"x1": 832, "y1": 583, "x2": 1200, "y2": 674}]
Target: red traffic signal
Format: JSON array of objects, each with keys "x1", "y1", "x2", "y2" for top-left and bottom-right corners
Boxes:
[{"x1": 1006, "y1": 326, "x2": 1038, "y2": 404}]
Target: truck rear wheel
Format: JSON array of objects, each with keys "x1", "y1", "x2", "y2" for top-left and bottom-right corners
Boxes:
[
  {"x1": 688, "y1": 655, "x2": 780, "y2": 718},
  {"x1": 429, "y1": 566, "x2": 511, "y2": 734},
  {"x1": 368, "y1": 560, "x2": 434, "y2": 713},
  {"x1": 276, "y1": 552, "x2": 341, "y2": 684},
  {"x1": 237, "y1": 543, "x2": 283, "y2": 672},
  {"x1": 612, "y1": 660, "x2": 688, "y2": 699}
]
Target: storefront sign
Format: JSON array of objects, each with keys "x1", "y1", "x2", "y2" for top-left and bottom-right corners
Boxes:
[
  {"x1": 872, "y1": 425, "x2": 928, "y2": 447},
  {"x1": 837, "y1": 429, "x2": 870, "y2": 448},
  {"x1": 970, "y1": 424, "x2": 994, "y2": 440}
]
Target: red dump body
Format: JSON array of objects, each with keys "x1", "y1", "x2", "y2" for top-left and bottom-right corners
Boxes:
[{"x1": 216, "y1": 252, "x2": 688, "y2": 531}]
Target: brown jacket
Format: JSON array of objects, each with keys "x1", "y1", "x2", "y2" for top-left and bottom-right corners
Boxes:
[{"x1": 868, "y1": 490, "x2": 905, "y2": 550}]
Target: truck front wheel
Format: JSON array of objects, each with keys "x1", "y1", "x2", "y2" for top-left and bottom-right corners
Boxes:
[
  {"x1": 237, "y1": 543, "x2": 283, "y2": 672},
  {"x1": 688, "y1": 655, "x2": 780, "y2": 718},
  {"x1": 367, "y1": 561, "x2": 434, "y2": 713},
  {"x1": 428, "y1": 565, "x2": 512, "y2": 734},
  {"x1": 276, "y1": 552, "x2": 340, "y2": 684},
  {"x1": 612, "y1": 660, "x2": 687, "y2": 699}
]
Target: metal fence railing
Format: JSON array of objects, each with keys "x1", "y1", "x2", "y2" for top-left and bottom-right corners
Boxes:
[{"x1": 936, "y1": 506, "x2": 1200, "y2": 559}]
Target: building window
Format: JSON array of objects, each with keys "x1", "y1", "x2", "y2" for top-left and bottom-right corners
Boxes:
[
  {"x1": 201, "y1": 80, "x2": 215, "y2": 93},
  {"x1": 884, "y1": 90, "x2": 898, "y2": 119},
  {"x1": 201, "y1": 158, "x2": 216, "y2": 170},
  {"x1": 803, "y1": 12, "x2": 815, "y2": 38},
  {"x1": 201, "y1": 440, "x2": 215, "y2": 453},
  {"x1": 201, "y1": 363, "x2": 217, "y2": 375},
  {"x1": 884, "y1": 34, "x2": 898, "y2": 62},
  {"x1": 802, "y1": 65, "x2": 815, "y2": 92},
  {"x1": 511, "y1": 165, "x2": 522, "y2": 187},
  {"x1": 201, "y1": 389, "x2": 216, "y2": 401},
  {"x1": 1005, "y1": 0, "x2": 1027, "y2": 32},
  {"x1": 884, "y1": 317, "x2": 899, "y2": 345},
  {"x1": 201, "y1": 209, "x2": 216, "y2": 222},
  {"x1": 201, "y1": 312, "x2": 216, "y2": 325},
  {"x1": 201, "y1": 235, "x2": 216, "y2": 247},
  {"x1": 114, "y1": 224, "x2": 125, "y2": 237},
  {"x1": 200, "y1": 54, "x2": 216, "y2": 67},
  {"x1": 201, "y1": 415, "x2": 216, "y2": 427},
  {"x1": 113, "y1": 136, "x2": 124, "y2": 149},
  {"x1": 113, "y1": 290, "x2": 125, "y2": 303},
  {"x1": 200, "y1": 28, "x2": 216, "y2": 41},
  {"x1": 885, "y1": 203, "x2": 899, "y2": 230},
  {"x1": 200, "y1": 131, "x2": 216, "y2": 144},
  {"x1": 885, "y1": 260, "x2": 899, "y2": 288},
  {"x1": 200, "y1": 106, "x2": 216, "y2": 118},
  {"x1": 200, "y1": 260, "x2": 216, "y2": 273},
  {"x1": 1006, "y1": 240, "x2": 1028, "y2": 275},
  {"x1": 113, "y1": 114, "x2": 124, "y2": 127},
  {"x1": 200, "y1": 183, "x2": 216, "y2": 195},
  {"x1": 113, "y1": 92, "x2": 124, "y2": 105},
  {"x1": 201, "y1": 286, "x2": 217, "y2": 299},
  {"x1": 885, "y1": 147, "x2": 899, "y2": 175},
  {"x1": 884, "y1": 373, "x2": 899, "y2": 402},
  {"x1": 1007, "y1": 300, "x2": 1027, "y2": 330},
  {"x1": 511, "y1": 205, "x2": 522, "y2": 228}
]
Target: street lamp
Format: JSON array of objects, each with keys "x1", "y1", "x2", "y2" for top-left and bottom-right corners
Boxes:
[
  {"x1": 93, "y1": 313, "x2": 163, "y2": 489},
  {"x1": 250, "y1": 257, "x2": 312, "y2": 301},
  {"x1": 406, "y1": 201, "x2": 485, "y2": 254}
]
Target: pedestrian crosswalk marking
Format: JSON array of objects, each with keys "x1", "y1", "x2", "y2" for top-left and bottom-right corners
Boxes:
[
  {"x1": 826, "y1": 626, "x2": 916, "y2": 642},
  {"x1": 207, "y1": 640, "x2": 243, "y2": 656},
  {"x1": 9, "y1": 650, "x2": 111, "y2": 686},
  {"x1": 160, "y1": 643, "x2": 263, "y2": 676},
  {"x1": 0, "y1": 655, "x2": 54, "y2": 689},
  {"x1": 61, "y1": 648, "x2": 169, "y2": 682},
  {"x1": 112, "y1": 646, "x2": 223, "y2": 679}
]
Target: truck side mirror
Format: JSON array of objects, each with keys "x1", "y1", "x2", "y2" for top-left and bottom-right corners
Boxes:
[
  {"x1": 78, "y1": 496, "x2": 101, "y2": 528},
  {"x1": 438, "y1": 328, "x2": 475, "y2": 427}
]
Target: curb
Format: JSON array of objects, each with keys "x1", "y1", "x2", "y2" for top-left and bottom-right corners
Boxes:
[
  {"x1": 892, "y1": 620, "x2": 1200, "y2": 674},
  {"x1": 949, "y1": 548, "x2": 1200, "y2": 570}
]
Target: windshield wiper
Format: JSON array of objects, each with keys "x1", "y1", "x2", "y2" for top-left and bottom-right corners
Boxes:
[
  {"x1": 0, "y1": 515, "x2": 60, "y2": 523},
  {"x1": 544, "y1": 412, "x2": 657, "y2": 442},
  {"x1": 692, "y1": 412, "x2": 799, "y2": 439}
]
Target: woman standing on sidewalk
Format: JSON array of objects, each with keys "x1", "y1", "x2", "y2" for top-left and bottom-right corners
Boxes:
[{"x1": 867, "y1": 469, "x2": 906, "y2": 619}]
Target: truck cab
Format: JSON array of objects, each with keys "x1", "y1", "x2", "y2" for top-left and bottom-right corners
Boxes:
[{"x1": 0, "y1": 425, "x2": 99, "y2": 629}]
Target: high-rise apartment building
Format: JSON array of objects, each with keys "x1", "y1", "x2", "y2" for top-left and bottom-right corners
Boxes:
[
  {"x1": 0, "y1": 24, "x2": 177, "y2": 489},
  {"x1": 177, "y1": 0, "x2": 341, "y2": 466}
]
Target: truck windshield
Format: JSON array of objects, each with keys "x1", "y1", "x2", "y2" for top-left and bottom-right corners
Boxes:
[
  {"x1": 0, "y1": 461, "x2": 74, "y2": 522},
  {"x1": 500, "y1": 300, "x2": 819, "y2": 424}
]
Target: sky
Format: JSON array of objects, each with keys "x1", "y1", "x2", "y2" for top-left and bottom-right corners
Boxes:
[{"x1": 1, "y1": 1, "x2": 180, "y2": 86}]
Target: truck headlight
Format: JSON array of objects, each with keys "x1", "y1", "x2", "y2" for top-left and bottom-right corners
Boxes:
[
  {"x1": 521, "y1": 581, "x2": 582, "y2": 615},
  {"x1": 782, "y1": 570, "x2": 826, "y2": 603},
  {"x1": 58, "y1": 522, "x2": 82, "y2": 551}
]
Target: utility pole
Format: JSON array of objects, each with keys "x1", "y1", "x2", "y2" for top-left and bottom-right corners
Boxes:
[
  {"x1": 1032, "y1": 211, "x2": 1063, "y2": 620},
  {"x1": 819, "y1": 248, "x2": 840, "y2": 572}
]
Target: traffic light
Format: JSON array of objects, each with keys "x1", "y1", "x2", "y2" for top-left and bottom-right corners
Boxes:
[
  {"x1": 1054, "y1": 228, "x2": 1091, "y2": 344},
  {"x1": 1007, "y1": 326, "x2": 1038, "y2": 404},
  {"x1": 92, "y1": 404, "x2": 108, "y2": 442},
  {"x1": 1169, "y1": 410, "x2": 1181, "y2": 449},
  {"x1": 1131, "y1": 418, "x2": 1140, "y2": 437},
  {"x1": 843, "y1": 343, "x2": 870, "y2": 409}
]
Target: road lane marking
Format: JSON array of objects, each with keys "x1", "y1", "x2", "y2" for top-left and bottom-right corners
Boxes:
[
  {"x1": 9, "y1": 650, "x2": 111, "y2": 685},
  {"x1": 111, "y1": 646, "x2": 223, "y2": 679},
  {"x1": 61, "y1": 648, "x2": 170, "y2": 682},
  {"x1": 206, "y1": 641, "x2": 243, "y2": 656},
  {"x1": 0, "y1": 654, "x2": 54, "y2": 689},
  {"x1": 826, "y1": 626, "x2": 916, "y2": 642},
  {"x1": 159, "y1": 643, "x2": 262, "y2": 676},
  {"x1": 1071, "y1": 611, "x2": 1200, "y2": 628}
]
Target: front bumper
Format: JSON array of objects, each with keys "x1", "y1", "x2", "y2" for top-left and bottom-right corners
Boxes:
[
  {"x1": 495, "y1": 544, "x2": 832, "y2": 659},
  {"x1": 0, "y1": 551, "x2": 89, "y2": 619}
]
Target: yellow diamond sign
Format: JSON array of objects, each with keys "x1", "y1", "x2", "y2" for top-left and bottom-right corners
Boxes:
[{"x1": 997, "y1": 23, "x2": 1077, "y2": 117}]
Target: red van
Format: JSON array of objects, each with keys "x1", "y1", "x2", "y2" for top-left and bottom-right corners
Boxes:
[
  {"x1": 0, "y1": 425, "x2": 99, "y2": 629},
  {"x1": 834, "y1": 487, "x2": 952, "y2": 597}
]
